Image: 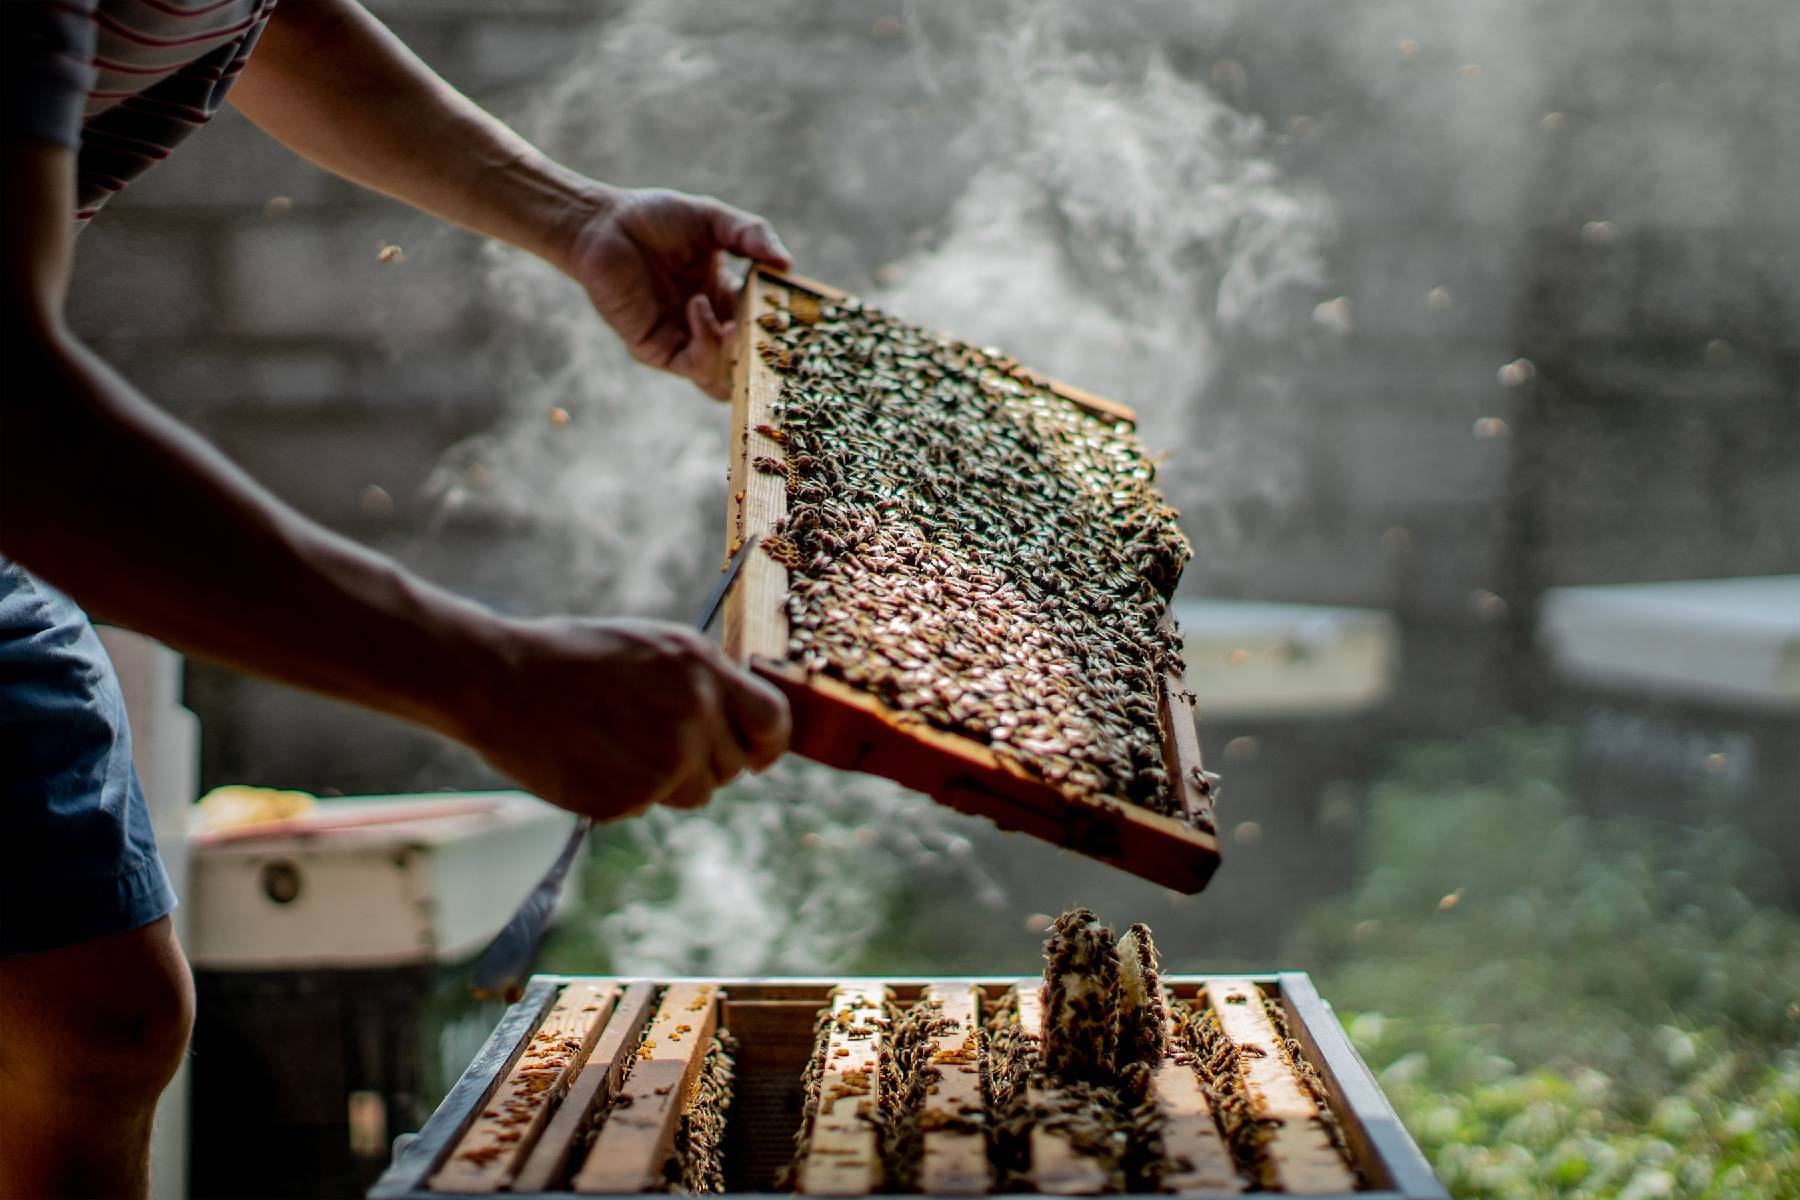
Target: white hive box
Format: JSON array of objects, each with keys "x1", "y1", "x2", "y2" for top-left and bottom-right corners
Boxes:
[
  {"x1": 1175, "y1": 598, "x2": 1400, "y2": 719},
  {"x1": 187, "y1": 791, "x2": 582, "y2": 970},
  {"x1": 1539, "y1": 575, "x2": 1800, "y2": 711}
]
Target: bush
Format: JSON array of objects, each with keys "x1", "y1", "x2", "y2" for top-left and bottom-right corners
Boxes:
[{"x1": 1291, "y1": 725, "x2": 1800, "y2": 1198}]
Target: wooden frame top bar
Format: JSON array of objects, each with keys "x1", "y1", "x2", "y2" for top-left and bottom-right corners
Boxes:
[
  {"x1": 1010, "y1": 986, "x2": 1113, "y2": 1196},
  {"x1": 510, "y1": 982, "x2": 657, "y2": 1195},
  {"x1": 1145, "y1": 1001, "x2": 1241, "y2": 1193},
  {"x1": 795, "y1": 983, "x2": 889, "y2": 1195},
  {"x1": 369, "y1": 973, "x2": 1444, "y2": 1200},
  {"x1": 915, "y1": 983, "x2": 993, "y2": 1195},
  {"x1": 570, "y1": 983, "x2": 721, "y2": 1194},
  {"x1": 1200, "y1": 979, "x2": 1361, "y2": 1195}
]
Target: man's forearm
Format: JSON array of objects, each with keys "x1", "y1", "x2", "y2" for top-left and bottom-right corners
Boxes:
[
  {"x1": 228, "y1": 0, "x2": 597, "y2": 269},
  {"x1": 0, "y1": 327, "x2": 503, "y2": 743}
]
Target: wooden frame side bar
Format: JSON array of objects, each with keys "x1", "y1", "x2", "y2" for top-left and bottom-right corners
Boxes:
[
  {"x1": 367, "y1": 977, "x2": 560, "y2": 1199},
  {"x1": 1201, "y1": 979, "x2": 1360, "y2": 1195},
  {"x1": 571, "y1": 983, "x2": 722, "y2": 1194},
  {"x1": 511, "y1": 982, "x2": 659, "y2": 1195},
  {"x1": 430, "y1": 982, "x2": 619, "y2": 1193},
  {"x1": 1276, "y1": 973, "x2": 1448, "y2": 1200},
  {"x1": 724, "y1": 268, "x2": 790, "y2": 662},
  {"x1": 796, "y1": 982, "x2": 889, "y2": 1195}
]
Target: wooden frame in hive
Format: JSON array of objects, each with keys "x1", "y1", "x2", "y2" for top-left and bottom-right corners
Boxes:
[{"x1": 370, "y1": 974, "x2": 1444, "y2": 1200}]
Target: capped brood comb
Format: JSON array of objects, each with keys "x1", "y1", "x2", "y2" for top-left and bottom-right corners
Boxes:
[{"x1": 725, "y1": 269, "x2": 1222, "y2": 895}]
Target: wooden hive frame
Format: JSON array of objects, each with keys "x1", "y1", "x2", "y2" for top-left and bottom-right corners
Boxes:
[
  {"x1": 792, "y1": 983, "x2": 889, "y2": 1194},
  {"x1": 913, "y1": 983, "x2": 991, "y2": 1195},
  {"x1": 370, "y1": 974, "x2": 1445, "y2": 1200},
  {"x1": 724, "y1": 268, "x2": 1220, "y2": 894}
]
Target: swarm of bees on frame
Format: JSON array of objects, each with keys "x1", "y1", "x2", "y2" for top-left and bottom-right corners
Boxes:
[
  {"x1": 750, "y1": 290, "x2": 1199, "y2": 819},
  {"x1": 1189, "y1": 993, "x2": 1354, "y2": 1191},
  {"x1": 880, "y1": 995, "x2": 976, "y2": 1191},
  {"x1": 666, "y1": 1032, "x2": 736, "y2": 1193},
  {"x1": 986, "y1": 909, "x2": 1160, "y2": 1189}
]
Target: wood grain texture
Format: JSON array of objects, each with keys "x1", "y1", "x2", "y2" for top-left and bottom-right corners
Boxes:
[
  {"x1": 1011, "y1": 987, "x2": 1111, "y2": 1196},
  {"x1": 1203, "y1": 979, "x2": 1359, "y2": 1195},
  {"x1": 724, "y1": 267, "x2": 1219, "y2": 894},
  {"x1": 571, "y1": 983, "x2": 722, "y2": 1195},
  {"x1": 916, "y1": 984, "x2": 992, "y2": 1195},
  {"x1": 1159, "y1": 608, "x2": 1217, "y2": 836},
  {"x1": 431, "y1": 982, "x2": 618, "y2": 1193},
  {"x1": 796, "y1": 983, "x2": 889, "y2": 1196},
  {"x1": 510, "y1": 981, "x2": 657, "y2": 1195},
  {"x1": 1148, "y1": 1003, "x2": 1241, "y2": 1193},
  {"x1": 723, "y1": 268, "x2": 790, "y2": 663}
]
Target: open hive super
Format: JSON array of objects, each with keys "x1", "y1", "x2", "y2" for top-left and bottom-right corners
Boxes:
[
  {"x1": 371, "y1": 913, "x2": 1444, "y2": 1199},
  {"x1": 725, "y1": 270, "x2": 1220, "y2": 893}
]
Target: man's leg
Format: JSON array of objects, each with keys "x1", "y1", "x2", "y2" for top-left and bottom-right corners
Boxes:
[{"x1": 0, "y1": 915, "x2": 195, "y2": 1199}]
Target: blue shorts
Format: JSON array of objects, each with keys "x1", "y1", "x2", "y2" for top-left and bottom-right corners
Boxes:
[{"x1": 0, "y1": 556, "x2": 176, "y2": 957}]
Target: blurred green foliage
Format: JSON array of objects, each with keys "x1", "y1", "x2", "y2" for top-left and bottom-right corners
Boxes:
[{"x1": 1292, "y1": 725, "x2": 1800, "y2": 1199}]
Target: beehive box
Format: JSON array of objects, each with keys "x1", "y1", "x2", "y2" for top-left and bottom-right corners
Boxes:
[
  {"x1": 369, "y1": 974, "x2": 1443, "y2": 1199},
  {"x1": 724, "y1": 269, "x2": 1220, "y2": 893}
]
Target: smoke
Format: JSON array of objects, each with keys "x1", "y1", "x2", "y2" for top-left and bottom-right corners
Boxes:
[
  {"x1": 595, "y1": 760, "x2": 1000, "y2": 975},
  {"x1": 868, "y1": 12, "x2": 1334, "y2": 558},
  {"x1": 427, "y1": 0, "x2": 1335, "y2": 971}
]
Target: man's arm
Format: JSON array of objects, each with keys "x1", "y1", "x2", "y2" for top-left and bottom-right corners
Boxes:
[
  {"x1": 0, "y1": 139, "x2": 788, "y2": 818},
  {"x1": 228, "y1": 0, "x2": 791, "y2": 399}
]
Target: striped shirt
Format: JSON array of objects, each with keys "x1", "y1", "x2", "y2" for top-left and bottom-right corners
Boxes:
[{"x1": 2, "y1": 0, "x2": 276, "y2": 220}]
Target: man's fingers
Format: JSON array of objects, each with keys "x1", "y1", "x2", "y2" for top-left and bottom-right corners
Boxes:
[
  {"x1": 709, "y1": 258, "x2": 741, "y2": 325},
  {"x1": 674, "y1": 294, "x2": 729, "y2": 399},
  {"x1": 706, "y1": 202, "x2": 793, "y2": 272},
  {"x1": 708, "y1": 724, "x2": 748, "y2": 790},
  {"x1": 632, "y1": 316, "x2": 688, "y2": 371},
  {"x1": 713, "y1": 659, "x2": 791, "y2": 770},
  {"x1": 687, "y1": 291, "x2": 725, "y2": 343},
  {"x1": 657, "y1": 771, "x2": 715, "y2": 812}
]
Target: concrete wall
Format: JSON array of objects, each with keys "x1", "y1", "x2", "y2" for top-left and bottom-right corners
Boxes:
[{"x1": 62, "y1": 0, "x2": 1799, "y2": 794}]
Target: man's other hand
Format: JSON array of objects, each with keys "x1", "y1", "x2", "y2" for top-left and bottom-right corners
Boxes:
[
  {"x1": 459, "y1": 616, "x2": 791, "y2": 821},
  {"x1": 560, "y1": 186, "x2": 793, "y2": 400}
]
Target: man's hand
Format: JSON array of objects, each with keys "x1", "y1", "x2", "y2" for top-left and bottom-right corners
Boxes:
[
  {"x1": 15, "y1": 2, "x2": 802, "y2": 822},
  {"x1": 231, "y1": 3, "x2": 793, "y2": 401},
  {"x1": 458, "y1": 616, "x2": 791, "y2": 821},
  {"x1": 561, "y1": 186, "x2": 793, "y2": 400}
]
